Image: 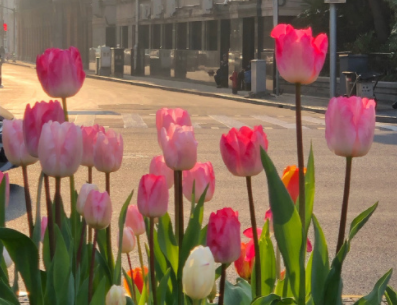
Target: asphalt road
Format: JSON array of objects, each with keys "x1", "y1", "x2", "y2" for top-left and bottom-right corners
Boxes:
[{"x1": 1, "y1": 64, "x2": 397, "y2": 296}]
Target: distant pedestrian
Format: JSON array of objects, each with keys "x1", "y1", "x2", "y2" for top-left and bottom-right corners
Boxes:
[
  {"x1": 214, "y1": 54, "x2": 229, "y2": 88},
  {"x1": 0, "y1": 47, "x2": 5, "y2": 63},
  {"x1": 244, "y1": 65, "x2": 251, "y2": 91},
  {"x1": 230, "y1": 70, "x2": 238, "y2": 94}
]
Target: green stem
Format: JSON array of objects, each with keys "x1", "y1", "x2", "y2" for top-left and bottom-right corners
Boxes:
[
  {"x1": 137, "y1": 235, "x2": 145, "y2": 278},
  {"x1": 70, "y1": 175, "x2": 78, "y2": 244},
  {"x1": 336, "y1": 157, "x2": 353, "y2": 254},
  {"x1": 276, "y1": 246, "x2": 281, "y2": 280},
  {"x1": 192, "y1": 299, "x2": 201, "y2": 305},
  {"x1": 62, "y1": 97, "x2": 69, "y2": 122},
  {"x1": 149, "y1": 218, "x2": 157, "y2": 305},
  {"x1": 282, "y1": 276, "x2": 289, "y2": 298},
  {"x1": 295, "y1": 83, "x2": 306, "y2": 305},
  {"x1": 88, "y1": 229, "x2": 98, "y2": 304},
  {"x1": 44, "y1": 175, "x2": 55, "y2": 259},
  {"x1": 22, "y1": 166, "x2": 34, "y2": 237},
  {"x1": 246, "y1": 176, "x2": 261, "y2": 297},
  {"x1": 88, "y1": 166, "x2": 92, "y2": 184},
  {"x1": 76, "y1": 219, "x2": 86, "y2": 269},
  {"x1": 54, "y1": 177, "x2": 62, "y2": 229},
  {"x1": 174, "y1": 170, "x2": 184, "y2": 244},
  {"x1": 127, "y1": 253, "x2": 138, "y2": 305},
  {"x1": 105, "y1": 172, "x2": 114, "y2": 275},
  {"x1": 218, "y1": 264, "x2": 227, "y2": 305}
]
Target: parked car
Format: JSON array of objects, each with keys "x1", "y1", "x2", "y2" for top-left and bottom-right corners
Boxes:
[{"x1": 0, "y1": 106, "x2": 15, "y2": 172}]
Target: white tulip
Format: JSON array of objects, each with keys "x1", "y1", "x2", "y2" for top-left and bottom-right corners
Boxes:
[{"x1": 105, "y1": 285, "x2": 126, "y2": 305}]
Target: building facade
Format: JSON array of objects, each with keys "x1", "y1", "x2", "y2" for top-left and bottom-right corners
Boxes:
[{"x1": 0, "y1": 0, "x2": 16, "y2": 57}]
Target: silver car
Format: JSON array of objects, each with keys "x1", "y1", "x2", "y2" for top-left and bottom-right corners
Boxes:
[{"x1": 0, "y1": 106, "x2": 15, "y2": 172}]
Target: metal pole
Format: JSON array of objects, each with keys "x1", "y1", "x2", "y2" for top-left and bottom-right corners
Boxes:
[
  {"x1": 330, "y1": 3, "x2": 337, "y2": 97},
  {"x1": 133, "y1": 0, "x2": 139, "y2": 74},
  {"x1": 13, "y1": 7, "x2": 15, "y2": 56},
  {"x1": 273, "y1": 0, "x2": 279, "y2": 95},
  {"x1": 256, "y1": 0, "x2": 262, "y2": 59}
]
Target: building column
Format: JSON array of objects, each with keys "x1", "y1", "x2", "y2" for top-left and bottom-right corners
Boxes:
[
  {"x1": 201, "y1": 21, "x2": 206, "y2": 50},
  {"x1": 172, "y1": 23, "x2": 176, "y2": 49}
]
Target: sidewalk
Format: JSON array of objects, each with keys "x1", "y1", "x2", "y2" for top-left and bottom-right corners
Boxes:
[{"x1": 6, "y1": 60, "x2": 397, "y2": 123}]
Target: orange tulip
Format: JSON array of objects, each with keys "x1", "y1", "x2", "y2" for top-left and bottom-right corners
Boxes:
[
  {"x1": 281, "y1": 165, "x2": 306, "y2": 203},
  {"x1": 124, "y1": 266, "x2": 148, "y2": 296},
  {"x1": 234, "y1": 242, "x2": 253, "y2": 281}
]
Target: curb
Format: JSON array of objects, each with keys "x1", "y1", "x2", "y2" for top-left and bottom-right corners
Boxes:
[{"x1": 4, "y1": 61, "x2": 35, "y2": 69}]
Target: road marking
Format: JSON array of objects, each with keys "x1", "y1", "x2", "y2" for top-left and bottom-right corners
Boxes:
[
  {"x1": 211, "y1": 127, "x2": 219, "y2": 130},
  {"x1": 264, "y1": 127, "x2": 273, "y2": 130},
  {"x1": 209, "y1": 115, "x2": 247, "y2": 129},
  {"x1": 252, "y1": 115, "x2": 308, "y2": 129},
  {"x1": 192, "y1": 123, "x2": 202, "y2": 129},
  {"x1": 74, "y1": 115, "x2": 95, "y2": 126},
  {"x1": 122, "y1": 113, "x2": 148, "y2": 128},
  {"x1": 375, "y1": 123, "x2": 397, "y2": 131},
  {"x1": 302, "y1": 116, "x2": 325, "y2": 125}
]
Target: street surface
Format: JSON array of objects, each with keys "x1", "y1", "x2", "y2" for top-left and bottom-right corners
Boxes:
[{"x1": 1, "y1": 64, "x2": 397, "y2": 295}]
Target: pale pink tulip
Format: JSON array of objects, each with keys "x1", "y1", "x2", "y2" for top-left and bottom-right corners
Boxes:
[
  {"x1": 23, "y1": 100, "x2": 65, "y2": 158},
  {"x1": 83, "y1": 190, "x2": 112, "y2": 230},
  {"x1": 149, "y1": 155, "x2": 174, "y2": 189},
  {"x1": 182, "y1": 162, "x2": 215, "y2": 203},
  {"x1": 76, "y1": 183, "x2": 99, "y2": 215},
  {"x1": 137, "y1": 174, "x2": 168, "y2": 218},
  {"x1": 325, "y1": 96, "x2": 376, "y2": 157},
  {"x1": 156, "y1": 108, "x2": 191, "y2": 144},
  {"x1": 121, "y1": 227, "x2": 136, "y2": 253},
  {"x1": 93, "y1": 129, "x2": 123, "y2": 173},
  {"x1": 160, "y1": 123, "x2": 197, "y2": 170},
  {"x1": 0, "y1": 172, "x2": 9, "y2": 208},
  {"x1": 36, "y1": 47, "x2": 85, "y2": 98},
  {"x1": 2, "y1": 119, "x2": 38, "y2": 166},
  {"x1": 271, "y1": 24, "x2": 328, "y2": 85},
  {"x1": 125, "y1": 205, "x2": 145, "y2": 236},
  {"x1": 81, "y1": 125, "x2": 106, "y2": 167},
  {"x1": 41, "y1": 216, "x2": 48, "y2": 242},
  {"x1": 220, "y1": 125, "x2": 268, "y2": 177},
  {"x1": 38, "y1": 121, "x2": 83, "y2": 178}
]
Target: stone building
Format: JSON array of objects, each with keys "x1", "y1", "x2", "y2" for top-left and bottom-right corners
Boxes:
[{"x1": 0, "y1": 0, "x2": 17, "y2": 57}]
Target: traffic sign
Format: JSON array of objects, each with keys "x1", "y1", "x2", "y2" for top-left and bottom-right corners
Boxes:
[{"x1": 3, "y1": 23, "x2": 7, "y2": 32}]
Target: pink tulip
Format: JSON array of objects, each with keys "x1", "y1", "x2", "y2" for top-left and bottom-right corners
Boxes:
[
  {"x1": 156, "y1": 108, "x2": 192, "y2": 144},
  {"x1": 83, "y1": 190, "x2": 112, "y2": 230},
  {"x1": 41, "y1": 216, "x2": 48, "y2": 242},
  {"x1": 125, "y1": 205, "x2": 146, "y2": 236},
  {"x1": 243, "y1": 227, "x2": 263, "y2": 262},
  {"x1": 93, "y1": 129, "x2": 123, "y2": 173},
  {"x1": 36, "y1": 47, "x2": 85, "y2": 98},
  {"x1": 0, "y1": 172, "x2": 9, "y2": 208},
  {"x1": 23, "y1": 100, "x2": 65, "y2": 158},
  {"x1": 206, "y1": 207, "x2": 241, "y2": 263},
  {"x1": 182, "y1": 162, "x2": 215, "y2": 203},
  {"x1": 220, "y1": 125, "x2": 268, "y2": 177},
  {"x1": 2, "y1": 119, "x2": 38, "y2": 166},
  {"x1": 121, "y1": 227, "x2": 136, "y2": 253},
  {"x1": 271, "y1": 24, "x2": 328, "y2": 85},
  {"x1": 76, "y1": 183, "x2": 99, "y2": 215},
  {"x1": 149, "y1": 155, "x2": 174, "y2": 189},
  {"x1": 325, "y1": 96, "x2": 376, "y2": 157},
  {"x1": 137, "y1": 174, "x2": 168, "y2": 218},
  {"x1": 81, "y1": 125, "x2": 106, "y2": 167},
  {"x1": 160, "y1": 123, "x2": 197, "y2": 170},
  {"x1": 38, "y1": 121, "x2": 83, "y2": 178},
  {"x1": 264, "y1": 208, "x2": 274, "y2": 233}
]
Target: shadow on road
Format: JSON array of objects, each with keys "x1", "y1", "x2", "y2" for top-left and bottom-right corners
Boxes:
[
  {"x1": 6, "y1": 184, "x2": 27, "y2": 221},
  {"x1": 374, "y1": 133, "x2": 397, "y2": 146}
]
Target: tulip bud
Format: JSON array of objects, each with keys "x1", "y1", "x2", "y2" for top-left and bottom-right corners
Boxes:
[
  {"x1": 125, "y1": 205, "x2": 145, "y2": 236},
  {"x1": 76, "y1": 183, "x2": 99, "y2": 215},
  {"x1": 81, "y1": 125, "x2": 106, "y2": 167},
  {"x1": 105, "y1": 285, "x2": 126, "y2": 305},
  {"x1": 0, "y1": 172, "x2": 9, "y2": 208},
  {"x1": 149, "y1": 155, "x2": 174, "y2": 189},
  {"x1": 93, "y1": 129, "x2": 123, "y2": 173},
  {"x1": 182, "y1": 246, "x2": 216, "y2": 300},
  {"x1": 182, "y1": 162, "x2": 215, "y2": 203},
  {"x1": 2, "y1": 119, "x2": 38, "y2": 166},
  {"x1": 2, "y1": 247, "x2": 12, "y2": 268},
  {"x1": 281, "y1": 165, "x2": 306, "y2": 204},
  {"x1": 234, "y1": 242, "x2": 253, "y2": 281},
  {"x1": 121, "y1": 227, "x2": 136, "y2": 254},
  {"x1": 41, "y1": 216, "x2": 48, "y2": 242},
  {"x1": 83, "y1": 190, "x2": 112, "y2": 230},
  {"x1": 137, "y1": 174, "x2": 168, "y2": 218}
]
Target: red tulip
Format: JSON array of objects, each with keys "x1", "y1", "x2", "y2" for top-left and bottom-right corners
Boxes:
[
  {"x1": 160, "y1": 123, "x2": 197, "y2": 170},
  {"x1": 81, "y1": 125, "x2": 105, "y2": 167},
  {"x1": 36, "y1": 47, "x2": 85, "y2": 98},
  {"x1": 23, "y1": 100, "x2": 65, "y2": 158},
  {"x1": 2, "y1": 119, "x2": 38, "y2": 166},
  {"x1": 83, "y1": 190, "x2": 112, "y2": 230},
  {"x1": 271, "y1": 24, "x2": 328, "y2": 85},
  {"x1": 0, "y1": 172, "x2": 9, "y2": 208},
  {"x1": 220, "y1": 125, "x2": 268, "y2": 177},
  {"x1": 282, "y1": 165, "x2": 307, "y2": 203},
  {"x1": 206, "y1": 207, "x2": 241, "y2": 263},
  {"x1": 38, "y1": 121, "x2": 83, "y2": 178},
  {"x1": 149, "y1": 155, "x2": 174, "y2": 189},
  {"x1": 93, "y1": 129, "x2": 123, "y2": 173},
  {"x1": 325, "y1": 96, "x2": 376, "y2": 157},
  {"x1": 234, "y1": 242, "x2": 254, "y2": 281},
  {"x1": 125, "y1": 205, "x2": 146, "y2": 236},
  {"x1": 182, "y1": 162, "x2": 215, "y2": 203},
  {"x1": 124, "y1": 267, "x2": 148, "y2": 295},
  {"x1": 156, "y1": 108, "x2": 191, "y2": 144},
  {"x1": 243, "y1": 227, "x2": 263, "y2": 262},
  {"x1": 137, "y1": 174, "x2": 168, "y2": 218}
]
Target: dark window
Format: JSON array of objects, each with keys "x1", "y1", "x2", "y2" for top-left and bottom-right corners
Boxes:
[
  {"x1": 177, "y1": 23, "x2": 187, "y2": 50},
  {"x1": 139, "y1": 25, "x2": 150, "y2": 49},
  {"x1": 106, "y1": 26, "x2": 116, "y2": 47},
  {"x1": 152, "y1": 24, "x2": 161, "y2": 49},
  {"x1": 122, "y1": 26, "x2": 128, "y2": 48},
  {"x1": 164, "y1": 24, "x2": 173, "y2": 49},
  {"x1": 206, "y1": 20, "x2": 218, "y2": 51},
  {"x1": 190, "y1": 21, "x2": 202, "y2": 50}
]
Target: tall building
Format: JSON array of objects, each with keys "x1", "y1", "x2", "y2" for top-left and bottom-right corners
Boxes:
[{"x1": 0, "y1": 0, "x2": 16, "y2": 57}]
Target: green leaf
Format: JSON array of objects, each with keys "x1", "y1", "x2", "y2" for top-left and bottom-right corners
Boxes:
[
  {"x1": 311, "y1": 215, "x2": 330, "y2": 305},
  {"x1": 275, "y1": 276, "x2": 293, "y2": 298},
  {"x1": 157, "y1": 268, "x2": 171, "y2": 305},
  {"x1": 158, "y1": 213, "x2": 178, "y2": 274},
  {"x1": 0, "y1": 177, "x2": 6, "y2": 228},
  {"x1": 353, "y1": 269, "x2": 393, "y2": 305},
  {"x1": 251, "y1": 294, "x2": 297, "y2": 305},
  {"x1": 32, "y1": 172, "x2": 44, "y2": 247},
  {"x1": 153, "y1": 228, "x2": 167, "y2": 280},
  {"x1": 0, "y1": 228, "x2": 43, "y2": 305},
  {"x1": 385, "y1": 286, "x2": 397, "y2": 305},
  {"x1": 348, "y1": 202, "x2": 378, "y2": 241},
  {"x1": 261, "y1": 147, "x2": 303, "y2": 300},
  {"x1": 224, "y1": 278, "x2": 252, "y2": 305},
  {"x1": 304, "y1": 144, "x2": 315, "y2": 235},
  {"x1": 0, "y1": 298, "x2": 14, "y2": 305},
  {"x1": 0, "y1": 279, "x2": 19, "y2": 305},
  {"x1": 89, "y1": 277, "x2": 106, "y2": 305},
  {"x1": 199, "y1": 225, "x2": 208, "y2": 246},
  {"x1": 306, "y1": 252, "x2": 313, "y2": 300},
  {"x1": 114, "y1": 191, "x2": 134, "y2": 285}
]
